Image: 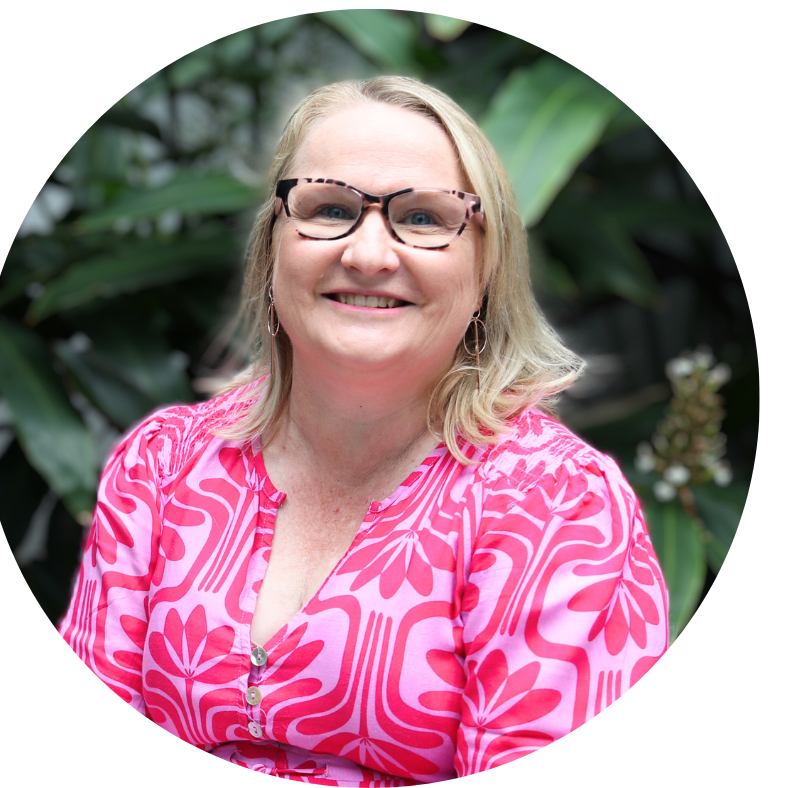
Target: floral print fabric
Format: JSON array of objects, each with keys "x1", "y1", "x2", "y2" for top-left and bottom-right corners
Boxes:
[{"x1": 60, "y1": 383, "x2": 668, "y2": 785}]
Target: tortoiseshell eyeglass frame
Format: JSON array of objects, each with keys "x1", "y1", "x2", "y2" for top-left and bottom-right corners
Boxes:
[{"x1": 274, "y1": 178, "x2": 485, "y2": 250}]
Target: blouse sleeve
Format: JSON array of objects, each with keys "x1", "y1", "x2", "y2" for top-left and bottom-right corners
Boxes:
[
  {"x1": 454, "y1": 454, "x2": 669, "y2": 775},
  {"x1": 58, "y1": 410, "x2": 178, "y2": 715}
]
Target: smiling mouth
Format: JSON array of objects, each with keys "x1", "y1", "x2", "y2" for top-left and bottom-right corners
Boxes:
[{"x1": 328, "y1": 293, "x2": 409, "y2": 308}]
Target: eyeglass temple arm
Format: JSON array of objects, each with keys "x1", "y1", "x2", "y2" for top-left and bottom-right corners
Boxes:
[
  {"x1": 274, "y1": 179, "x2": 298, "y2": 216},
  {"x1": 474, "y1": 202, "x2": 486, "y2": 232}
]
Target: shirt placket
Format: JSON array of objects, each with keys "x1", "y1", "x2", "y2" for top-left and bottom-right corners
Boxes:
[{"x1": 245, "y1": 644, "x2": 269, "y2": 739}]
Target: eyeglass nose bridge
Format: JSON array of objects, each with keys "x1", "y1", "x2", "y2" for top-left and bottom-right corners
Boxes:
[{"x1": 347, "y1": 195, "x2": 401, "y2": 242}]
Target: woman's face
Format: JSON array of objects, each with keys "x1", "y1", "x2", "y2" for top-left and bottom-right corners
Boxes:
[{"x1": 272, "y1": 102, "x2": 483, "y2": 387}]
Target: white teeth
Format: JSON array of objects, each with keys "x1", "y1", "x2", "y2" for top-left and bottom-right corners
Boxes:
[{"x1": 336, "y1": 294, "x2": 401, "y2": 308}]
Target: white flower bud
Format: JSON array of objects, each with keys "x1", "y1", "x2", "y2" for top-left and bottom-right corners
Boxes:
[
  {"x1": 635, "y1": 441, "x2": 656, "y2": 472},
  {"x1": 666, "y1": 358, "x2": 694, "y2": 379},
  {"x1": 635, "y1": 454, "x2": 656, "y2": 473},
  {"x1": 663, "y1": 464, "x2": 691, "y2": 486},
  {"x1": 637, "y1": 441, "x2": 654, "y2": 458},
  {"x1": 654, "y1": 480, "x2": 677, "y2": 502},
  {"x1": 693, "y1": 348, "x2": 714, "y2": 369},
  {"x1": 699, "y1": 452, "x2": 718, "y2": 469},
  {"x1": 713, "y1": 463, "x2": 733, "y2": 487},
  {"x1": 707, "y1": 363, "x2": 732, "y2": 387}
]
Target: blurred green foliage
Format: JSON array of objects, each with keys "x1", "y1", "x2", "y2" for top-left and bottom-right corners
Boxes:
[{"x1": 0, "y1": 12, "x2": 756, "y2": 638}]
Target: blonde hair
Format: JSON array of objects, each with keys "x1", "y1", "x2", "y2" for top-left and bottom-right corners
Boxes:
[{"x1": 219, "y1": 76, "x2": 584, "y2": 462}]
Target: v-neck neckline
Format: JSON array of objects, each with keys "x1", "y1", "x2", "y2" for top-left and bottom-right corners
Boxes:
[{"x1": 247, "y1": 438, "x2": 461, "y2": 654}]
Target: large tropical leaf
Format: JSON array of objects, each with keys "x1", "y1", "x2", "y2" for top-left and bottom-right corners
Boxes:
[
  {"x1": 54, "y1": 316, "x2": 193, "y2": 428},
  {"x1": 424, "y1": 14, "x2": 471, "y2": 42},
  {"x1": 542, "y1": 191, "x2": 660, "y2": 307},
  {"x1": 72, "y1": 171, "x2": 261, "y2": 235},
  {"x1": 26, "y1": 235, "x2": 236, "y2": 323},
  {"x1": 594, "y1": 189, "x2": 714, "y2": 235},
  {"x1": 317, "y1": 10, "x2": 417, "y2": 72},
  {"x1": 693, "y1": 483, "x2": 747, "y2": 575},
  {"x1": 55, "y1": 338, "x2": 154, "y2": 429},
  {"x1": 0, "y1": 440, "x2": 49, "y2": 552},
  {"x1": 0, "y1": 319, "x2": 97, "y2": 517},
  {"x1": 481, "y1": 58, "x2": 622, "y2": 227},
  {"x1": 19, "y1": 499, "x2": 88, "y2": 622},
  {"x1": 643, "y1": 496, "x2": 706, "y2": 641},
  {"x1": 96, "y1": 108, "x2": 163, "y2": 140}
]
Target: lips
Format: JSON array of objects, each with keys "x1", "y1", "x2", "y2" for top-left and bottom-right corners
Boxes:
[{"x1": 328, "y1": 293, "x2": 408, "y2": 308}]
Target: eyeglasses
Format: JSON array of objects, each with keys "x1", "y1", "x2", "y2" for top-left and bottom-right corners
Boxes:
[{"x1": 275, "y1": 178, "x2": 484, "y2": 250}]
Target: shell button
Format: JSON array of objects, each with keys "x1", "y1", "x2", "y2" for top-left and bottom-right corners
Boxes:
[
  {"x1": 251, "y1": 646, "x2": 268, "y2": 667},
  {"x1": 248, "y1": 720, "x2": 263, "y2": 739},
  {"x1": 246, "y1": 686, "x2": 262, "y2": 706}
]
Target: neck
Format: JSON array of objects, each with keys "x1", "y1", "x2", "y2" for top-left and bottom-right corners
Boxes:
[{"x1": 270, "y1": 354, "x2": 442, "y2": 488}]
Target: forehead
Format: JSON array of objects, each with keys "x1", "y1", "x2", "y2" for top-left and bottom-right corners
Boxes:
[{"x1": 290, "y1": 103, "x2": 466, "y2": 193}]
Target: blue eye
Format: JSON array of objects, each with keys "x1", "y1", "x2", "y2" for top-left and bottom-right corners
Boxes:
[
  {"x1": 319, "y1": 205, "x2": 352, "y2": 220},
  {"x1": 404, "y1": 212, "x2": 434, "y2": 226}
]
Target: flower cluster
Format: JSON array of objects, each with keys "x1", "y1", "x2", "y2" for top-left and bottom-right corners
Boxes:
[{"x1": 636, "y1": 347, "x2": 731, "y2": 502}]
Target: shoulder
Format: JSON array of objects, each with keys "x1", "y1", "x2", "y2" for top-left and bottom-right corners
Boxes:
[
  {"x1": 104, "y1": 379, "x2": 263, "y2": 483},
  {"x1": 475, "y1": 408, "x2": 638, "y2": 517}
]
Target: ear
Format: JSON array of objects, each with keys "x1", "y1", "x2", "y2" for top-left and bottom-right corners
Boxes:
[{"x1": 275, "y1": 197, "x2": 283, "y2": 216}]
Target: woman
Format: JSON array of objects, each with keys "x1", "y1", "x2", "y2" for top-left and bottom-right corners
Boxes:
[{"x1": 60, "y1": 77, "x2": 668, "y2": 784}]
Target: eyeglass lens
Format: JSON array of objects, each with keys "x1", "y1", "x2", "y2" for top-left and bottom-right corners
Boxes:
[{"x1": 286, "y1": 183, "x2": 468, "y2": 248}]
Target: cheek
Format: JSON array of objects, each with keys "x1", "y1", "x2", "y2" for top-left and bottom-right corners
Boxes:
[
  {"x1": 272, "y1": 238, "x2": 310, "y2": 299},
  {"x1": 448, "y1": 250, "x2": 483, "y2": 310},
  {"x1": 270, "y1": 225, "x2": 287, "y2": 288}
]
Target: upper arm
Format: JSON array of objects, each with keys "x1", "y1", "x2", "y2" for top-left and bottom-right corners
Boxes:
[
  {"x1": 59, "y1": 411, "x2": 177, "y2": 712},
  {"x1": 455, "y1": 456, "x2": 668, "y2": 775}
]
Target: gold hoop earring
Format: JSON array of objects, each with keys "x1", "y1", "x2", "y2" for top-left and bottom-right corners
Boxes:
[
  {"x1": 462, "y1": 312, "x2": 487, "y2": 391},
  {"x1": 267, "y1": 288, "x2": 280, "y2": 376}
]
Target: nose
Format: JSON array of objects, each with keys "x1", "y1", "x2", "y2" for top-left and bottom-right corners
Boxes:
[{"x1": 339, "y1": 207, "x2": 401, "y2": 275}]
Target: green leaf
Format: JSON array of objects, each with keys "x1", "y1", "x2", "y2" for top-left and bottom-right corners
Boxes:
[
  {"x1": 0, "y1": 440, "x2": 49, "y2": 551},
  {"x1": 260, "y1": 16, "x2": 304, "y2": 46},
  {"x1": 54, "y1": 318, "x2": 193, "y2": 427},
  {"x1": 72, "y1": 171, "x2": 261, "y2": 235},
  {"x1": 169, "y1": 48, "x2": 216, "y2": 90},
  {"x1": 316, "y1": 10, "x2": 417, "y2": 72},
  {"x1": 424, "y1": 14, "x2": 471, "y2": 42},
  {"x1": 693, "y1": 483, "x2": 747, "y2": 574},
  {"x1": 528, "y1": 230, "x2": 579, "y2": 300},
  {"x1": 96, "y1": 108, "x2": 163, "y2": 140},
  {"x1": 600, "y1": 105, "x2": 645, "y2": 142},
  {"x1": 593, "y1": 189, "x2": 714, "y2": 235},
  {"x1": 89, "y1": 318, "x2": 193, "y2": 404},
  {"x1": 26, "y1": 235, "x2": 236, "y2": 323},
  {"x1": 20, "y1": 499, "x2": 89, "y2": 622},
  {"x1": 54, "y1": 341, "x2": 154, "y2": 430},
  {"x1": 216, "y1": 28, "x2": 255, "y2": 64},
  {"x1": 643, "y1": 496, "x2": 706, "y2": 641},
  {"x1": 542, "y1": 191, "x2": 660, "y2": 307},
  {"x1": 0, "y1": 319, "x2": 97, "y2": 518},
  {"x1": 0, "y1": 235, "x2": 70, "y2": 309},
  {"x1": 481, "y1": 58, "x2": 623, "y2": 227}
]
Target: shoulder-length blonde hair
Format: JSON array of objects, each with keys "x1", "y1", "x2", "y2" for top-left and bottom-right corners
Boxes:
[{"x1": 219, "y1": 76, "x2": 583, "y2": 462}]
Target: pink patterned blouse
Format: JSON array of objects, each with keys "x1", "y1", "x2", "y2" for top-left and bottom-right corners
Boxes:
[{"x1": 60, "y1": 382, "x2": 668, "y2": 785}]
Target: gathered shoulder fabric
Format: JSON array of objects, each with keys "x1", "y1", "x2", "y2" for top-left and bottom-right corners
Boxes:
[{"x1": 60, "y1": 382, "x2": 669, "y2": 785}]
